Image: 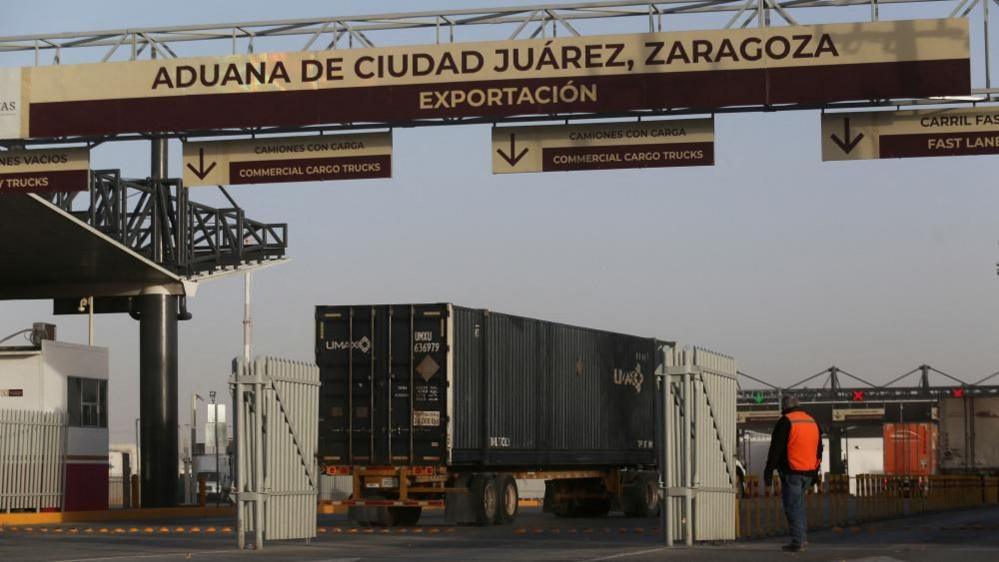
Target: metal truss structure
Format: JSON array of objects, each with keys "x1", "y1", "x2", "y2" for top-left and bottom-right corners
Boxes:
[
  {"x1": 0, "y1": 0, "x2": 996, "y2": 145},
  {"x1": 738, "y1": 364, "x2": 999, "y2": 406},
  {"x1": 50, "y1": 171, "x2": 288, "y2": 275}
]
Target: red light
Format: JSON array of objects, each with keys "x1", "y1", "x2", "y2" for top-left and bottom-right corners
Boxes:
[
  {"x1": 852, "y1": 390, "x2": 865, "y2": 402},
  {"x1": 952, "y1": 388, "x2": 965, "y2": 398}
]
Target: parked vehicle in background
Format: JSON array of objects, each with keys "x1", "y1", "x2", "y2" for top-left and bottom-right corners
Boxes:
[
  {"x1": 315, "y1": 303, "x2": 666, "y2": 526},
  {"x1": 939, "y1": 397, "x2": 999, "y2": 474}
]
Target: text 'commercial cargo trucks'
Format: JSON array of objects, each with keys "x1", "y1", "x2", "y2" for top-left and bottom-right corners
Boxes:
[{"x1": 316, "y1": 303, "x2": 668, "y2": 526}]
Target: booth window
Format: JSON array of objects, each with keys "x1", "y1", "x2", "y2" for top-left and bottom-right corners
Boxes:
[{"x1": 68, "y1": 377, "x2": 107, "y2": 428}]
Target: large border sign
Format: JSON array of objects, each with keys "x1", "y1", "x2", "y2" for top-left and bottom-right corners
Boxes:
[
  {"x1": 0, "y1": 147, "x2": 89, "y2": 195},
  {"x1": 492, "y1": 119, "x2": 714, "y2": 173},
  {"x1": 1, "y1": 18, "x2": 970, "y2": 140},
  {"x1": 183, "y1": 133, "x2": 392, "y2": 186},
  {"x1": 822, "y1": 107, "x2": 999, "y2": 161}
]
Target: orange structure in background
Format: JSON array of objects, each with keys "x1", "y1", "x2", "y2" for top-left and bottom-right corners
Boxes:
[{"x1": 883, "y1": 423, "x2": 938, "y2": 476}]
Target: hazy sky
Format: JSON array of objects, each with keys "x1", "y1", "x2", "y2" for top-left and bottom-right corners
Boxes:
[{"x1": 2, "y1": 1, "x2": 998, "y2": 444}]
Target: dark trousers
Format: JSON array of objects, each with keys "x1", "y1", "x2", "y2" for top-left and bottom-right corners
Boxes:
[{"x1": 780, "y1": 472, "x2": 812, "y2": 545}]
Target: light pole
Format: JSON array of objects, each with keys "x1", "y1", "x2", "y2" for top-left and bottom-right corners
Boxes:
[
  {"x1": 77, "y1": 297, "x2": 95, "y2": 346},
  {"x1": 210, "y1": 390, "x2": 220, "y2": 507},
  {"x1": 189, "y1": 393, "x2": 205, "y2": 505},
  {"x1": 134, "y1": 417, "x2": 140, "y2": 506}
]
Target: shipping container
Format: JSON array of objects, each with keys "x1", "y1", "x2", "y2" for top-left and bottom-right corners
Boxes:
[
  {"x1": 316, "y1": 303, "x2": 658, "y2": 469},
  {"x1": 883, "y1": 423, "x2": 937, "y2": 475},
  {"x1": 315, "y1": 303, "x2": 665, "y2": 526},
  {"x1": 940, "y1": 397, "x2": 999, "y2": 473}
]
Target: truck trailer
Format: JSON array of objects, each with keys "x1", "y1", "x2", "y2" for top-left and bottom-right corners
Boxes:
[{"x1": 316, "y1": 303, "x2": 666, "y2": 526}]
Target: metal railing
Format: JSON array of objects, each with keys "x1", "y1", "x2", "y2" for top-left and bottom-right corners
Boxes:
[
  {"x1": 108, "y1": 476, "x2": 126, "y2": 510},
  {"x1": 50, "y1": 170, "x2": 288, "y2": 276},
  {"x1": 0, "y1": 410, "x2": 65, "y2": 513},
  {"x1": 738, "y1": 473, "x2": 999, "y2": 539}
]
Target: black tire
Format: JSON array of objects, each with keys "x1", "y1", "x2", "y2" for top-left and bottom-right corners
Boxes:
[
  {"x1": 388, "y1": 506, "x2": 422, "y2": 526},
  {"x1": 470, "y1": 474, "x2": 500, "y2": 526},
  {"x1": 496, "y1": 475, "x2": 519, "y2": 524},
  {"x1": 371, "y1": 506, "x2": 395, "y2": 527},
  {"x1": 623, "y1": 473, "x2": 660, "y2": 518}
]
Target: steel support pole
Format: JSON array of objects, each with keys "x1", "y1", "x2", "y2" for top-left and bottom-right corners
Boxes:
[
  {"x1": 138, "y1": 133, "x2": 180, "y2": 508},
  {"x1": 254, "y1": 371, "x2": 265, "y2": 550},
  {"x1": 828, "y1": 426, "x2": 845, "y2": 475},
  {"x1": 661, "y1": 364, "x2": 674, "y2": 546},
  {"x1": 190, "y1": 394, "x2": 200, "y2": 504},
  {"x1": 243, "y1": 272, "x2": 252, "y2": 364},
  {"x1": 235, "y1": 364, "x2": 245, "y2": 550},
  {"x1": 682, "y1": 371, "x2": 693, "y2": 546},
  {"x1": 139, "y1": 291, "x2": 179, "y2": 507}
]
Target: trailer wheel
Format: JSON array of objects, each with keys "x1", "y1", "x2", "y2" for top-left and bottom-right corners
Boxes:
[
  {"x1": 496, "y1": 475, "x2": 519, "y2": 524},
  {"x1": 623, "y1": 473, "x2": 660, "y2": 518},
  {"x1": 470, "y1": 474, "x2": 499, "y2": 526},
  {"x1": 388, "y1": 506, "x2": 422, "y2": 526}
]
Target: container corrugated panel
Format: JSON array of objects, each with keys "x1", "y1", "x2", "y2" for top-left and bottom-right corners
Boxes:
[
  {"x1": 883, "y1": 422, "x2": 937, "y2": 475},
  {"x1": 318, "y1": 303, "x2": 658, "y2": 469},
  {"x1": 939, "y1": 396, "x2": 999, "y2": 472}
]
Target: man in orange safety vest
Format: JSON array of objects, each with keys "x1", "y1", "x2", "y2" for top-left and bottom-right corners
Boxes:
[{"x1": 764, "y1": 394, "x2": 823, "y2": 552}]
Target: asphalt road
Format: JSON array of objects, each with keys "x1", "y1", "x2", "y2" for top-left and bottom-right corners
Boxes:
[{"x1": 2, "y1": 505, "x2": 999, "y2": 561}]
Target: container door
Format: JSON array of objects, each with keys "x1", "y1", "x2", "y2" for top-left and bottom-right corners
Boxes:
[
  {"x1": 317, "y1": 304, "x2": 448, "y2": 467},
  {"x1": 395, "y1": 305, "x2": 450, "y2": 466},
  {"x1": 316, "y1": 306, "x2": 376, "y2": 465}
]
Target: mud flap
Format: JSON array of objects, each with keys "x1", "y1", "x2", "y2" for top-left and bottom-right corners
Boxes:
[
  {"x1": 445, "y1": 474, "x2": 476, "y2": 524},
  {"x1": 349, "y1": 505, "x2": 387, "y2": 526}
]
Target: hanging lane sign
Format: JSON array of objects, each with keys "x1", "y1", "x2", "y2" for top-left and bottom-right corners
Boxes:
[
  {"x1": 6, "y1": 18, "x2": 971, "y2": 139},
  {"x1": 492, "y1": 119, "x2": 714, "y2": 174},
  {"x1": 0, "y1": 147, "x2": 89, "y2": 195},
  {"x1": 822, "y1": 107, "x2": 999, "y2": 161},
  {"x1": 181, "y1": 132, "x2": 391, "y2": 187}
]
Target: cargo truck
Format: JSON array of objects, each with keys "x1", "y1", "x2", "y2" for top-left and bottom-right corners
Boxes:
[
  {"x1": 939, "y1": 396, "x2": 999, "y2": 474},
  {"x1": 316, "y1": 303, "x2": 666, "y2": 526}
]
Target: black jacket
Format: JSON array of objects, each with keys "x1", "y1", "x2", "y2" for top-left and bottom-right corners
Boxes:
[{"x1": 764, "y1": 406, "x2": 823, "y2": 477}]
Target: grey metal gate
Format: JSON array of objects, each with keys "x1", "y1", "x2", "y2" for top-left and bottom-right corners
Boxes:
[
  {"x1": 0, "y1": 409, "x2": 65, "y2": 512},
  {"x1": 661, "y1": 346, "x2": 738, "y2": 545},
  {"x1": 232, "y1": 357, "x2": 319, "y2": 549}
]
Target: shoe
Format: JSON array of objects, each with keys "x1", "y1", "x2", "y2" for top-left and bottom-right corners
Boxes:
[{"x1": 781, "y1": 543, "x2": 805, "y2": 552}]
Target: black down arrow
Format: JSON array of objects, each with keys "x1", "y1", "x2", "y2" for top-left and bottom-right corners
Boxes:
[
  {"x1": 496, "y1": 133, "x2": 529, "y2": 166},
  {"x1": 185, "y1": 147, "x2": 217, "y2": 180},
  {"x1": 829, "y1": 118, "x2": 864, "y2": 154}
]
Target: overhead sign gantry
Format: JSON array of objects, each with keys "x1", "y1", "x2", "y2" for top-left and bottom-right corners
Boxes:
[
  {"x1": 0, "y1": 17, "x2": 971, "y2": 140},
  {"x1": 0, "y1": 0, "x2": 995, "y2": 516}
]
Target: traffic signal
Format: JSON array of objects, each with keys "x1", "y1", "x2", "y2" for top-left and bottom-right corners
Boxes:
[
  {"x1": 851, "y1": 390, "x2": 865, "y2": 402},
  {"x1": 952, "y1": 387, "x2": 965, "y2": 398}
]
